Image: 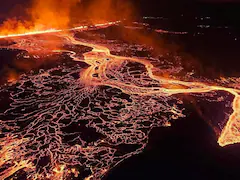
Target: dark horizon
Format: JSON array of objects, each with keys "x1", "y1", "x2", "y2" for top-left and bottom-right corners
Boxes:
[{"x1": 2, "y1": 0, "x2": 240, "y2": 18}]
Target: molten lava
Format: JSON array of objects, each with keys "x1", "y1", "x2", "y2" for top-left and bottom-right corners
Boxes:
[
  {"x1": 0, "y1": 21, "x2": 239, "y2": 179},
  {"x1": 0, "y1": 21, "x2": 121, "y2": 39},
  {"x1": 2, "y1": 24, "x2": 237, "y2": 147},
  {"x1": 63, "y1": 34, "x2": 240, "y2": 147}
]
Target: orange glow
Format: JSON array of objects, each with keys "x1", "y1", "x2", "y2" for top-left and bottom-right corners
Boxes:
[
  {"x1": 30, "y1": 0, "x2": 79, "y2": 29},
  {"x1": 7, "y1": 70, "x2": 18, "y2": 83},
  {"x1": 0, "y1": 160, "x2": 34, "y2": 180},
  {"x1": 63, "y1": 34, "x2": 240, "y2": 148},
  {"x1": 0, "y1": 21, "x2": 120, "y2": 40},
  {"x1": 81, "y1": 0, "x2": 135, "y2": 24},
  {"x1": 53, "y1": 165, "x2": 65, "y2": 180},
  {"x1": 0, "y1": 25, "x2": 239, "y2": 179},
  {"x1": 0, "y1": 28, "x2": 62, "y2": 39},
  {"x1": 0, "y1": 1, "x2": 239, "y2": 176},
  {"x1": 218, "y1": 95, "x2": 240, "y2": 146},
  {"x1": 0, "y1": 0, "x2": 133, "y2": 37},
  {"x1": 0, "y1": 0, "x2": 80, "y2": 36},
  {"x1": 0, "y1": 136, "x2": 34, "y2": 179}
]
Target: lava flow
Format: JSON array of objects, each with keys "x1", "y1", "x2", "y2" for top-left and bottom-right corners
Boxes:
[
  {"x1": 0, "y1": 22, "x2": 239, "y2": 180},
  {"x1": 63, "y1": 34, "x2": 240, "y2": 147},
  {"x1": 0, "y1": 21, "x2": 119, "y2": 39}
]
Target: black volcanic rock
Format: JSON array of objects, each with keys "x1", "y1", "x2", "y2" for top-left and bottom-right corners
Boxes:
[{"x1": 105, "y1": 104, "x2": 240, "y2": 180}]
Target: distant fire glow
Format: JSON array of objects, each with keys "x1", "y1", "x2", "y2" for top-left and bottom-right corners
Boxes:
[{"x1": 0, "y1": 22, "x2": 119, "y2": 39}]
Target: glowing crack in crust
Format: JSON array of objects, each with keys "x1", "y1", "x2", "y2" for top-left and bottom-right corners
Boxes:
[{"x1": 0, "y1": 23, "x2": 239, "y2": 179}]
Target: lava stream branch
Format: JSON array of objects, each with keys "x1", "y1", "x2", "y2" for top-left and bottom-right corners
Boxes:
[{"x1": 62, "y1": 34, "x2": 240, "y2": 147}]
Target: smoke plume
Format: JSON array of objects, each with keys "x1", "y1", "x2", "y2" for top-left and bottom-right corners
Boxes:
[{"x1": 0, "y1": 0, "x2": 135, "y2": 35}]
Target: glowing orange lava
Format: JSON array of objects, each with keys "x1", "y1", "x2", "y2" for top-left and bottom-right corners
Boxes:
[
  {"x1": 0, "y1": 21, "x2": 239, "y2": 179},
  {"x1": 62, "y1": 34, "x2": 240, "y2": 148},
  {"x1": 0, "y1": 21, "x2": 120, "y2": 39}
]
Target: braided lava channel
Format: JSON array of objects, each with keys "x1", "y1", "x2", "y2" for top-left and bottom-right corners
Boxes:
[
  {"x1": 62, "y1": 34, "x2": 240, "y2": 147},
  {"x1": 0, "y1": 22, "x2": 239, "y2": 179}
]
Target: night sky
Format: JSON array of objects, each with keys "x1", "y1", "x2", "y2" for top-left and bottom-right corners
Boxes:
[
  {"x1": 1, "y1": 0, "x2": 240, "y2": 12},
  {"x1": 1, "y1": 0, "x2": 240, "y2": 19},
  {"x1": 1, "y1": 0, "x2": 240, "y2": 15}
]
